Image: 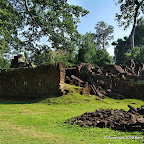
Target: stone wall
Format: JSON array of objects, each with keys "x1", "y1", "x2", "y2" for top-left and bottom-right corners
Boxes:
[
  {"x1": 112, "y1": 76, "x2": 144, "y2": 98},
  {"x1": 0, "y1": 62, "x2": 65, "y2": 99}
]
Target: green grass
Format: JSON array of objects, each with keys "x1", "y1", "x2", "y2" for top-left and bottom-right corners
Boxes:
[{"x1": 0, "y1": 84, "x2": 144, "y2": 144}]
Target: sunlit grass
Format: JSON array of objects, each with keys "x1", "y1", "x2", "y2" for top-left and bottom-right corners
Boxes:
[{"x1": 0, "y1": 84, "x2": 144, "y2": 144}]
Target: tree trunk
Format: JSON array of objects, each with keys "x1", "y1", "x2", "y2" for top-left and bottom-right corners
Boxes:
[
  {"x1": 130, "y1": 1, "x2": 143, "y2": 52},
  {"x1": 114, "y1": 46, "x2": 116, "y2": 64},
  {"x1": 130, "y1": 22, "x2": 136, "y2": 51},
  {"x1": 102, "y1": 37, "x2": 105, "y2": 50}
]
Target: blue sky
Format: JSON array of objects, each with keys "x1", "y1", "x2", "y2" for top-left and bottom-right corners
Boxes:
[{"x1": 67, "y1": 0, "x2": 132, "y2": 56}]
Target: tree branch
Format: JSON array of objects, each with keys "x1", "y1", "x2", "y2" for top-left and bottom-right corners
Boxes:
[{"x1": 24, "y1": 0, "x2": 35, "y2": 21}]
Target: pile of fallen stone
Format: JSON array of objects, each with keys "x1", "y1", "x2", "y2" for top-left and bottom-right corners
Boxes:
[
  {"x1": 65, "y1": 105, "x2": 144, "y2": 131},
  {"x1": 65, "y1": 60, "x2": 144, "y2": 99}
]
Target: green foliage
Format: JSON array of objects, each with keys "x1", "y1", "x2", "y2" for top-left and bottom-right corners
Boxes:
[
  {"x1": 93, "y1": 49, "x2": 114, "y2": 66},
  {"x1": 113, "y1": 17, "x2": 144, "y2": 64},
  {"x1": 0, "y1": 58, "x2": 10, "y2": 68},
  {"x1": 77, "y1": 32, "x2": 113, "y2": 66},
  {"x1": 95, "y1": 21, "x2": 114, "y2": 50},
  {"x1": 116, "y1": 0, "x2": 144, "y2": 29},
  {"x1": 131, "y1": 46, "x2": 141, "y2": 60},
  {"x1": 0, "y1": 0, "x2": 24, "y2": 66},
  {"x1": 77, "y1": 32, "x2": 96, "y2": 64},
  {"x1": 34, "y1": 49, "x2": 74, "y2": 65},
  {"x1": 17, "y1": 0, "x2": 89, "y2": 53},
  {"x1": 125, "y1": 52, "x2": 131, "y2": 62},
  {"x1": 0, "y1": 0, "x2": 24, "y2": 64},
  {"x1": 116, "y1": 0, "x2": 144, "y2": 50},
  {"x1": 125, "y1": 46, "x2": 144, "y2": 63},
  {"x1": 134, "y1": 17, "x2": 144, "y2": 46},
  {"x1": 113, "y1": 37, "x2": 130, "y2": 64},
  {"x1": 0, "y1": 0, "x2": 89, "y2": 67}
]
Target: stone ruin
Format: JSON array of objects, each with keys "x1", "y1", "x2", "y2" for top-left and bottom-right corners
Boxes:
[
  {"x1": 2, "y1": 55, "x2": 144, "y2": 131},
  {"x1": 0, "y1": 55, "x2": 65, "y2": 99},
  {"x1": 65, "y1": 105, "x2": 144, "y2": 131},
  {"x1": 2, "y1": 55, "x2": 144, "y2": 99},
  {"x1": 10, "y1": 54, "x2": 36, "y2": 68},
  {"x1": 9, "y1": 55, "x2": 144, "y2": 99},
  {"x1": 65, "y1": 59, "x2": 144, "y2": 99},
  {"x1": 65, "y1": 60, "x2": 144, "y2": 131}
]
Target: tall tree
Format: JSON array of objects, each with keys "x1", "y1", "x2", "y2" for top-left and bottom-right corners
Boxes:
[
  {"x1": 0, "y1": 0, "x2": 25, "y2": 67},
  {"x1": 116, "y1": 0, "x2": 144, "y2": 51},
  {"x1": 1, "y1": 0, "x2": 89, "y2": 56},
  {"x1": 134, "y1": 17, "x2": 144, "y2": 46},
  {"x1": 0, "y1": 0, "x2": 24, "y2": 53},
  {"x1": 95, "y1": 21, "x2": 114, "y2": 50},
  {"x1": 34, "y1": 49, "x2": 69, "y2": 65},
  {"x1": 113, "y1": 17, "x2": 144, "y2": 64}
]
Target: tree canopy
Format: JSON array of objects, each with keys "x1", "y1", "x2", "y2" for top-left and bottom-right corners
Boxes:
[
  {"x1": 77, "y1": 32, "x2": 113, "y2": 66},
  {"x1": 95, "y1": 21, "x2": 114, "y2": 50},
  {"x1": 0, "y1": 0, "x2": 89, "y2": 55},
  {"x1": 3, "y1": 1, "x2": 144, "y2": 67},
  {"x1": 0, "y1": 0, "x2": 24, "y2": 54},
  {"x1": 113, "y1": 17, "x2": 144, "y2": 64},
  {"x1": 116, "y1": 0, "x2": 144, "y2": 50},
  {"x1": 77, "y1": 32, "x2": 96, "y2": 64}
]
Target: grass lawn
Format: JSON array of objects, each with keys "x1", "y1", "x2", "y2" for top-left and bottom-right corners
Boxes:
[{"x1": 0, "y1": 84, "x2": 144, "y2": 144}]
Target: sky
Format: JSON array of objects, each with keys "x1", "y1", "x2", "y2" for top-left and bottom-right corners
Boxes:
[{"x1": 67, "y1": 0, "x2": 132, "y2": 56}]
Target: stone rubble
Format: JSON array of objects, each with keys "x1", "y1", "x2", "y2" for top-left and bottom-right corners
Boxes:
[
  {"x1": 65, "y1": 60, "x2": 144, "y2": 99},
  {"x1": 65, "y1": 105, "x2": 144, "y2": 131}
]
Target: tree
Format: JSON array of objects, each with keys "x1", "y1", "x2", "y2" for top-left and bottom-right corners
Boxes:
[
  {"x1": 112, "y1": 41, "x2": 117, "y2": 63},
  {"x1": 34, "y1": 49, "x2": 70, "y2": 65},
  {"x1": 0, "y1": 0, "x2": 25, "y2": 67},
  {"x1": 77, "y1": 32, "x2": 113, "y2": 66},
  {"x1": 1, "y1": 0, "x2": 89, "y2": 57},
  {"x1": 113, "y1": 17, "x2": 144, "y2": 64},
  {"x1": 134, "y1": 17, "x2": 144, "y2": 46},
  {"x1": 77, "y1": 32, "x2": 96, "y2": 64},
  {"x1": 95, "y1": 21, "x2": 114, "y2": 50},
  {"x1": 112, "y1": 37, "x2": 130, "y2": 64},
  {"x1": 125, "y1": 46, "x2": 144, "y2": 63},
  {"x1": 93, "y1": 49, "x2": 113, "y2": 66},
  {"x1": 116, "y1": 0, "x2": 144, "y2": 51}
]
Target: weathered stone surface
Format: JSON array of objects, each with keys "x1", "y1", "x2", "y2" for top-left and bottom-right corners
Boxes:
[
  {"x1": 10, "y1": 54, "x2": 36, "y2": 68},
  {"x1": 137, "y1": 117, "x2": 144, "y2": 124},
  {"x1": 102, "y1": 64, "x2": 125, "y2": 76},
  {"x1": 71, "y1": 75, "x2": 84, "y2": 83},
  {"x1": 128, "y1": 105, "x2": 137, "y2": 112},
  {"x1": 137, "y1": 107, "x2": 144, "y2": 115},
  {"x1": 65, "y1": 105, "x2": 144, "y2": 131},
  {"x1": 128, "y1": 114, "x2": 137, "y2": 124},
  {"x1": 0, "y1": 62, "x2": 65, "y2": 99},
  {"x1": 106, "y1": 92, "x2": 124, "y2": 99},
  {"x1": 65, "y1": 60, "x2": 144, "y2": 99}
]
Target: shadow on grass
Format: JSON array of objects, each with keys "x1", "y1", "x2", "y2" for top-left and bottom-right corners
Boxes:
[
  {"x1": 0, "y1": 94, "x2": 59, "y2": 104},
  {"x1": 0, "y1": 94, "x2": 144, "y2": 105},
  {"x1": 105, "y1": 95, "x2": 144, "y2": 103}
]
